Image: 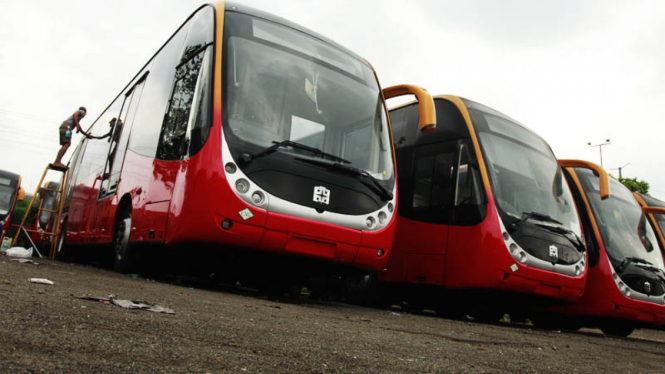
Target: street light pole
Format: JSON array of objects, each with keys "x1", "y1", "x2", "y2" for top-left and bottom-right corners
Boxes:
[
  {"x1": 612, "y1": 163, "x2": 630, "y2": 179},
  {"x1": 588, "y1": 139, "x2": 611, "y2": 168}
]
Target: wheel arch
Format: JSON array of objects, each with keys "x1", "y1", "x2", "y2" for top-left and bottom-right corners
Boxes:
[{"x1": 115, "y1": 193, "x2": 133, "y2": 227}]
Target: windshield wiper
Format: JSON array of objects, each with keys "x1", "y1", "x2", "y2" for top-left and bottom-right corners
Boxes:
[
  {"x1": 295, "y1": 157, "x2": 393, "y2": 201},
  {"x1": 509, "y1": 211, "x2": 563, "y2": 232},
  {"x1": 238, "y1": 140, "x2": 350, "y2": 166},
  {"x1": 535, "y1": 223, "x2": 586, "y2": 252},
  {"x1": 616, "y1": 256, "x2": 660, "y2": 273}
]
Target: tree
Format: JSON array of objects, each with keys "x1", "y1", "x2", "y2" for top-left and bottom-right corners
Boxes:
[{"x1": 618, "y1": 176, "x2": 650, "y2": 195}]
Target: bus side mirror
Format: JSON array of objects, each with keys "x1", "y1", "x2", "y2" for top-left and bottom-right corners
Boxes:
[
  {"x1": 383, "y1": 84, "x2": 436, "y2": 133},
  {"x1": 18, "y1": 187, "x2": 25, "y2": 201},
  {"x1": 558, "y1": 159, "x2": 610, "y2": 200}
]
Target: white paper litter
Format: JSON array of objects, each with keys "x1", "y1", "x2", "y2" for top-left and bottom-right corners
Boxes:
[
  {"x1": 74, "y1": 294, "x2": 175, "y2": 314},
  {"x1": 11, "y1": 259, "x2": 38, "y2": 265},
  {"x1": 28, "y1": 278, "x2": 54, "y2": 285}
]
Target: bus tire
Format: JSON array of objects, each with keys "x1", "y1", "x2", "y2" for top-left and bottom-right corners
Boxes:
[
  {"x1": 600, "y1": 323, "x2": 634, "y2": 337},
  {"x1": 113, "y1": 207, "x2": 134, "y2": 273},
  {"x1": 54, "y1": 219, "x2": 71, "y2": 261}
]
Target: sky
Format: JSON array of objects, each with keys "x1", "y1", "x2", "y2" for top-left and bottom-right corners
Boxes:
[{"x1": 1, "y1": 0, "x2": 664, "y2": 199}]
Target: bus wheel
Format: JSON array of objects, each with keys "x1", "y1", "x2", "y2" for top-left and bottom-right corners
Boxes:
[
  {"x1": 435, "y1": 306, "x2": 466, "y2": 321},
  {"x1": 469, "y1": 305, "x2": 504, "y2": 324},
  {"x1": 530, "y1": 314, "x2": 563, "y2": 330},
  {"x1": 531, "y1": 314, "x2": 582, "y2": 331},
  {"x1": 55, "y1": 219, "x2": 71, "y2": 261},
  {"x1": 600, "y1": 323, "x2": 634, "y2": 337},
  {"x1": 113, "y1": 208, "x2": 134, "y2": 273}
]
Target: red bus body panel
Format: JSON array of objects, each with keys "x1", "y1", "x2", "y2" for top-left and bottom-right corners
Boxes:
[
  {"x1": 381, "y1": 199, "x2": 584, "y2": 302},
  {"x1": 549, "y1": 248, "x2": 665, "y2": 325}
]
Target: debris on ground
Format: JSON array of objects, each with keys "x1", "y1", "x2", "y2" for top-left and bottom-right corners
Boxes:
[
  {"x1": 28, "y1": 278, "x2": 54, "y2": 285},
  {"x1": 74, "y1": 294, "x2": 175, "y2": 314},
  {"x1": 11, "y1": 259, "x2": 39, "y2": 265},
  {"x1": 5, "y1": 247, "x2": 33, "y2": 258}
]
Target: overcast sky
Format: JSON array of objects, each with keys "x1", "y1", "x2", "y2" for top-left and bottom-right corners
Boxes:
[{"x1": 1, "y1": 0, "x2": 664, "y2": 199}]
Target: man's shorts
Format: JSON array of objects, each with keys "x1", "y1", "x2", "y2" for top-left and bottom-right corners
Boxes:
[{"x1": 59, "y1": 123, "x2": 71, "y2": 146}]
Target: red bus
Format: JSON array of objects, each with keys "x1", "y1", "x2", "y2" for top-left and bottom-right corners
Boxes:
[
  {"x1": 537, "y1": 168, "x2": 665, "y2": 336},
  {"x1": 0, "y1": 169, "x2": 24, "y2": 243},
  {"x1": 56, "y1": 2, "x2": 435, "y2": 289},
  {"x1": 376, "y1": 95, "x2": 608, "y2": 321}
]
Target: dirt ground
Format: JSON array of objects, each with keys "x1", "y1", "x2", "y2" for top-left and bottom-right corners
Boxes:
[{"x1": 1, "y1": 255, "x2": 664, "y2": 374}]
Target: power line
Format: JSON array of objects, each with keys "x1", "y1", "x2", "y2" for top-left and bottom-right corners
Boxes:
[
  {"x1": 0, "y1": 108, "x2": 60, "y2": 123},
  {"x1": 0, "y1": 126, "x2": 56, "y2": 142}
]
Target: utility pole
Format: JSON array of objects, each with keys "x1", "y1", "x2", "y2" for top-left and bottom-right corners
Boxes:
[
  {"x1": 612, "y1": 163, "x2": 630, "y2": 179},
  {"x1": 588, "y1": 139, "x2": 611, "y2": 168}
]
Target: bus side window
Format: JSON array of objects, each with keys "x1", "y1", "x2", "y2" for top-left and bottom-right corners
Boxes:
[
  {"x1": 388, "y1": 103, "x2": 419, "y2": 149},
  {"x1": 405, "y1": 141, "x2": 457, "y2": 223},
  {"x1": 128, "y1": 18, "x2": 188, "y2": 158},
  {"x1": 157, "y1": 51, "x2": 207, "y2": 160},
  {"x1": 455, "y1": 142, "x2": 481, "y2": 206},
  {"x1": 188, "y1": 46, "x2": 213, "y2": 156},
  {"x1": 76, "y1": 98, "x2": 123, "y2": 183},
  {"x1": 452, "y1": 141, "x2": 487, "y2": 225},
  {"x1": 157, "y1": 6, "x2": 214, "y2": 160},
  {"x1": 66, "y1": 141, "x2": 87, "y2": 205}
]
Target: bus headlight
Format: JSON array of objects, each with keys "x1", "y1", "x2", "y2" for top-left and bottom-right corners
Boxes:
[
  {"x1": 509, "y1": 243, "x2": 519, "y2": 254},
  {"x1": 378, "y1": 211, "x2": 388, "y2": 224},
  {"x1": 366, "y1": 216, "x2": 375, "y2": 229},
  {"x1": 575, "y1": 265, "x2": 582, "y2": 276},
  {"x1": 225, "y1": 163, "x2": 237, "y2": 174},
  {"x1": 387, "y1": 203, "x2": 394, "y2": 213},
  {"x1": 518, "y1": 251, "x2": 528, "y2": 264},
  {"x1": 251, "y1": 191, "x2": 264, "y2": 205},
  {"x1": 235, "y1": 179, "x2": 250, "y2": 194}
]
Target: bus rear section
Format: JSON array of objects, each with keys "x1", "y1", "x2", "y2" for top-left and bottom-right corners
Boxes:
[
  {"x1": 539, "y1": 170, "x2": 665, "y2": 336},
  {"x1": 58, "y1": 2, "x2": 435, "y2": 287},
  {"x1": 0, "y1": 169, "x2": 24, "y2": 243},
  {"x1": 27, "y1": 181, "x2": 61, "y2": 249},
  {"x1": 378, "y1": 95, "x2": 602, "y2": 320}
]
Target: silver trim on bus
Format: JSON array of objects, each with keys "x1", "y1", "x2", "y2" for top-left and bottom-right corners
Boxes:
[
  {"x1": 497, "y1": 209, "x2": 587, "y2": 277},
  {"x1": 609, "y1": 257, "x2": 665, "y2": 305},
  {"x1": 221, "y1": 137, "x2": 396, "y2": 232}
]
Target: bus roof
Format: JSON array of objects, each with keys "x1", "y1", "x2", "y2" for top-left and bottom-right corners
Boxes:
[
  {"x1": 639, "y1": 193, "x2": 665, "y2": 209},
  {"x1": 224, "y1": 1, "x2": 369, "y2": 67},
  {"x1": 0, "y1": 169, "x2": 20, "y2": 180},
  {"x1": 84, "y1": 1, "x2": 371, "y2": 134}
]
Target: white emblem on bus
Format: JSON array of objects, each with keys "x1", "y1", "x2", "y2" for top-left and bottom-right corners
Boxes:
[
  {"x1": 238, "y1": 208, "x2": 254, "y2": 221},
  {"x1": 549, "y1": 245, "x2": 559, "y2": 260},
  {"x1": 313, "y1": 186, "x2": 330, "y2": 205}
]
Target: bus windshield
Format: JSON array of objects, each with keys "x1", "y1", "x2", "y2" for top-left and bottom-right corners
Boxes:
[
  {"x1": 0, "y1": 179, "x2": 16, "y2": 217},
  {"x1": 578, "y1": 172, "x2": 665, "y2": 271},
  {"x1": 470, "y1": 107, "x2": 581, "y2": 238},
  {"x1": 640, "y1": 194, "x2": 665, "y2": 240},
  {"x1": 222, "y1": 12, "x2": 394, "y2": 182}
]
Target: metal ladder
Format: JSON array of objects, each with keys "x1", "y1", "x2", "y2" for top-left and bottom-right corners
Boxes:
[{"x1": 11, "y1": 163, "x2": 70, "y2": 259}]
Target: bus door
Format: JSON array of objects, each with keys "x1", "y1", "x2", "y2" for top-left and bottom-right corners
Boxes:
[
  {"x1": 100, "y1": 74, "x2": 147, "y2": 197},
  {"x1": 393, "y1": 139, "x2": 459, "y2": 286},
  {"x1": 93, "y1": 74, "x2": 148, "y2": 240}
]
